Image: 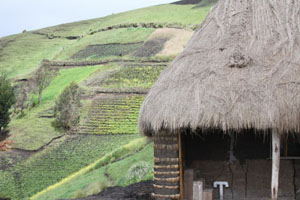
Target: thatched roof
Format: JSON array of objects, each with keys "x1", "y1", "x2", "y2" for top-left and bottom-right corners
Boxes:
[{"x1": 139, "y1": 0, "x2": 300, "y2": 136}]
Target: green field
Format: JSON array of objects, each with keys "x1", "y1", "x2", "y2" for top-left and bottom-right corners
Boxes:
[
  {"x1": 79, "y1": 95, "x2": 144, "y2": 135},
  {"x1": 0, "y1": 135, "x2": 139, "y2": 200},
  {"x1": 0, "y1": 1, "x2": 213, "y2": 199},
  {"x1": 32, "y1": 141, "x2": 153, "y2": 200},
  {"x1": 36, "y1": 4, "x2": 211, "y2": 37},
  {"x1": 101, "y1": 65, "x2": 165, "y2": 89},
  {"x1": 0, "y1": 33, "x2": 74, "y2": 79},
  {"x1": 0, "y1": 4, "x2": 211, "y2": 78},
  {"x1": 9, "y1": 66, "x2": 101, "y2": 150},
  {"x1": 57, "y1": 28, "x2": 153, "y2": 60}
]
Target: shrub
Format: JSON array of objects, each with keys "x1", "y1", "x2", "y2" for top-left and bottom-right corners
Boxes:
[
  {"x1": 54, "y1": 82, "x2": 81, "y2": 130},
  {"x1": 73, "y1": 182, "x2": 107, "y2": 198},
  {"x1": 35, "y1": 66, "x2": 57, "y2": 104},
  {"x1": 73, "y1": 189, "x2": 86, "y2": 199},
  {"x1": 127, "y1": 161, "x2": 151, "y2": 180},
  {"x1": 0, "y1": 74, "x2": 16, "y2": 134},
  {"x1": 13, "y1": 83, "x2": 28, "y2": 116},
  {"x1": 118, "y1": 161, "x2": 152, "y2": 186}
]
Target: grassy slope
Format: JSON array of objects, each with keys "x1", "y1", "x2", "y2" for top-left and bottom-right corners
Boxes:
[
  {"x1": 9, "y1": 66, "x2": 101, "y2": 150},
  {"x1": 0, "y1": 135, "x2": 138, "y2": 200},
  {"x1": 32, "y1": 140, "x2": 153, "y2": 200},
  {"x1": 0, "y1": 2, "x2": 213, "y2": 200},
  {"x1": 0, "y1": 33, "x2": 74, "y2": 79},
  {"x1": 57, "y1": 28, "x2": 154, "y2": 60},
  {"x1": 38, "y1": 4, "x2": 210, "y2": 37},
  {"x1": 0, "y1": 4, "x2": 210, "y2": 78}
]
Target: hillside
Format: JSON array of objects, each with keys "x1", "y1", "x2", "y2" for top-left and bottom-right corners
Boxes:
[{"x1": 0, "y1": 1, "x2": 214, "y2": 199}]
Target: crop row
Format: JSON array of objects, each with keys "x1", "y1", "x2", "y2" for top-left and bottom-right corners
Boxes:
[
  {"x1": 100, "y1": 65, "x2": 165, "y2": 89},
  {"x1": 0, "y1": 134, "x2": 138, "y2": 200},
  {"x1": 78, "y1": 95, "x2": 144, "y2": 135}
]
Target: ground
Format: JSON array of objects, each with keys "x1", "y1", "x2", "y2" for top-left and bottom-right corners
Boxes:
[{"x1": 75, "y1": 181, "x2": 154, "y2": 200}]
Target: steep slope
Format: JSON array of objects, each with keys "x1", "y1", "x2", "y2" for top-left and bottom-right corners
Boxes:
[{"x1": 0, "y1": 2, "x2": 215, "y2": 200}]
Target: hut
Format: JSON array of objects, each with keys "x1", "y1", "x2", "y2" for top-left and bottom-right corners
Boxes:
[{"x1": 139, "y1": 0, "x2": 300, "y2": 199}]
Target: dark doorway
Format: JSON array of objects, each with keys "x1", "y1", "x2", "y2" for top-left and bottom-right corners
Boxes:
[{"x1": 182, "y1": 129, "x2": 271, "y2": 168}]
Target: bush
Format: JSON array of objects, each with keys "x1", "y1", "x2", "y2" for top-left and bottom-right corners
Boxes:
[
  {"x1": 73, "y1": 189, "x2": 86, "y2": 199},
  {"x1": 54, "y1": 82, "x2": 81, "y2": 130},
  {"x1": 0, "y1": 74, "x2": 16, "y2": 134},
  {"x1": 73, "y1": 182, "x2": 107, "y2": 198},
  {"x1": 127, "y1": 161, "x2": 151, "y2": 180},
  {"x1": 117, "y1": 161, "x2": 152, "y2": 186},
  {"x1": 13, "y1": 83, "x2": 28, "y2": 116}
]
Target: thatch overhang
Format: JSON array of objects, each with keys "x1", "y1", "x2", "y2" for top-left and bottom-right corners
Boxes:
[{"x1": 139, "y1": 0, "x2": 300, "y2": 137}]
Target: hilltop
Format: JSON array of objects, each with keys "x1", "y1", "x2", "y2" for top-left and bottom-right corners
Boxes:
[{"x1": 0, "y1": 1, "x2": 215, "y2": 199}]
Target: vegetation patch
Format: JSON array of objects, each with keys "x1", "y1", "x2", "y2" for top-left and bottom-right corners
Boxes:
[
  {"x1": 78, "y1": 94, "x2": 144, "y2": 135},
  {"x1": 8, "y1": 66, "x2": 101, "y2": 150},
  {"x1": 56, "y1": 28, "x2": 153, "y2": 61},
  {"x1": 72, "y1": 42, "x2": 143, "y2": 59},
  {"x1": 31, "y1": 140, "x2": 153, "y2": 200},
  {"x1": 0, "y1": 134, "x2": 137, "y2": 200},
  {"x1": 0, "y1": 150, "x2": 32, "y2": 171},
  {"x1": 100, "y1": 65, "x2": 165, "y2": 89},
  {"x1": 133, "y1": 37, "x2": 169, "y2": 57},
  {"x1": 38, "y1": 66, "x2": 100, "y2": 103}
]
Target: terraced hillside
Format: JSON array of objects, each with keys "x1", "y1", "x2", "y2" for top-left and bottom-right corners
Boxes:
[
  {"x1": 78, "y1": 94, "x2": 144, "y2": 135},
  {"x1": 0, "y1": 1, "x2": 215, "y2": 199}
]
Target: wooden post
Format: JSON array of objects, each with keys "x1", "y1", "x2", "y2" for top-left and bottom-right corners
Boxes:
[
  {"x1": 271, "y1": 129, "x2": 280, "y2": 200},
  {"x1": 283, "y1": 135, "x2": 288, "y2": 157},
  {"x1": 178, "y1": 131, "x2": 184, "y2": 200},
  {"x1": 184, "y1": 169, "x2": 194, "y2": 200}
]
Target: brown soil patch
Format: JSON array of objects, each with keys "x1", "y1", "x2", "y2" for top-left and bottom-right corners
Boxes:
[{"x1": 71, "y1": 180, "x2": 154, "y2": 200}]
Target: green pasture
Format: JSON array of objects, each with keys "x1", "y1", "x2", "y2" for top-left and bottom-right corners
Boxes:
[
  {"x1": 0, "y1": 135, "x2": 138, "y2": 200},
  {"x1": 37, "y1": 4, "x2": 212, "y2": 37},
  {"x1": 57, "y1": 28, "x2": 153, "y2": 60},
  {"x1": 0, "y1": 33, "x2": 74, "y2": 79},
  {"x1": 32, "y1": 140, "x2": 153, "y2": 200}
]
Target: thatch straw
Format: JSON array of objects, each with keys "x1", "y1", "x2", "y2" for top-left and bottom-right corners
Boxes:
[
  {"x1": 154, "y1": 157, "x2": 179, "y2": 163},
  {"x1": 154, "y1": 171, "x2": 180, "y2": 175},
  {"x1": 154, "y1": 177, "x2": 180, "y2": 182},
  {"x1": 154, "y1": 165, "x2": 179, "y2": 169},
  {"x1": 139, "y1": 0, "x2": 300, "y2": 136},
  {"x1": 154, "y1": 184, "x2": 179, "y2": 190},
  {"x1": 151, "y1": 193, "x2": 180, "y2": 199}
]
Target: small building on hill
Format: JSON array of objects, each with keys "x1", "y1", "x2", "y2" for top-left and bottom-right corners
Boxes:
[{"x1": 138, "y1": 0, "x2": 300, "y2": 199}]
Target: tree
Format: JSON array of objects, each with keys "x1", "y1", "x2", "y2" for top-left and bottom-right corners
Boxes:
[
  {"x1": 0, "y1": 74, "x2": 16, "y2": 134},
  {"x1": 14, "y1": 83, "x2": 28, "y2": 116},
  {"x1": 35, "y1": 65, "x2": 56, "y2": 104},
  {"x1": 54, "y1": 82, "x2": 81, "y2": 130}
]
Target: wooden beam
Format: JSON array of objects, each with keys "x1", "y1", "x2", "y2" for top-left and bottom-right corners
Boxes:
[
  {"x1": 283, "y1": 135, "x2": 288, "y2": 157},
  {"x1": 271, "y1": 129, "x2": 280, "y2": 200},
  {"x1": 178, "y1": 130, "x2": 184, "y2": 200}
]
